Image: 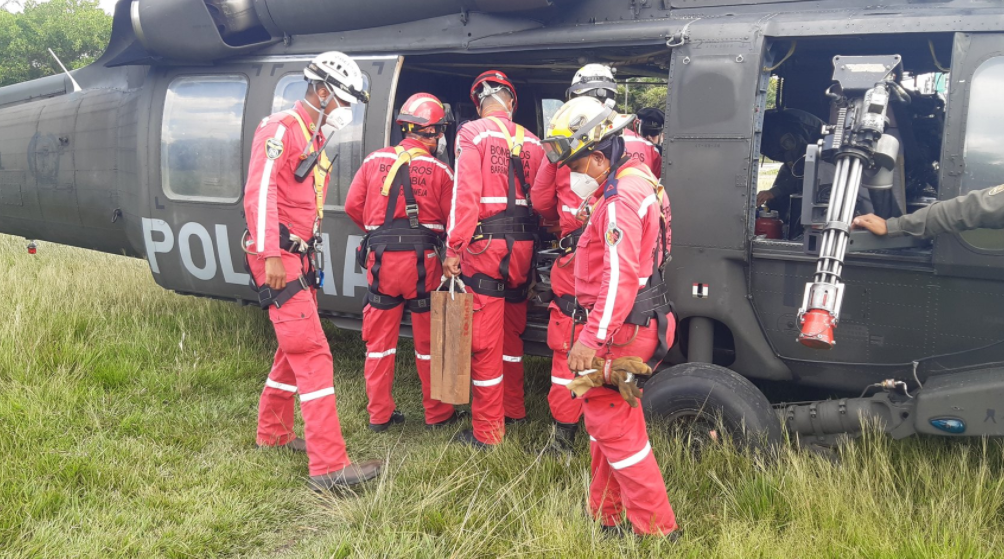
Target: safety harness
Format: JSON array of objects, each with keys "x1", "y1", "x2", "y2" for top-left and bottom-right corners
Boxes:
[
  {"x1": 243, "y1": 109, "x2": 329, "y2": 309},
  {"x1": 461, "y1": 117, "x2": 539, "y2": 303},
  {"x1": 563, "y1": 162, "x2": 676, "y2": 368},
  {"x1": 356, "y1": 146, "x2": 443, "y2": 313}
]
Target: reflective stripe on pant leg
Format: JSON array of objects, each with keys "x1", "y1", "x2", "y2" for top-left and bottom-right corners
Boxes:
[
  {"x1": 412, "y1": 304, "x2": 454, "y2": 424},
  {"x1": 547, "y1": 348, "x2": 582, "y2": 424},
  {"x1": 362, "y1": 303, "x2": 404, "y2": 425},
  {"x1": 502, "y1": 299, "x2": 527, "y2": 421},
  {"x1": 257, "y1": 347, "x2": 298, "y2": 446},
  {"x1": 470, "y1": 293, "x2": 505, "y2": 445},
  {"x1": 276, "y1": 291, "x2": 350, "y2": 476},
  {"x1": 586, "y1": 387, "x2": 676, "y2": 536}
]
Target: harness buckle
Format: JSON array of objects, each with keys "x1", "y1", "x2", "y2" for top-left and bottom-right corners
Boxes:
[{"x1": 405, "y1": 203, "x2": 420, "y2": 228}]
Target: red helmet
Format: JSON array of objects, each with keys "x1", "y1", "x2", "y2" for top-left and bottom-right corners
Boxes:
[
  {"x1": 396, "y1": 93, "x2": 448, "y2": 132},
  {"x1": 470, "y1": 70, "x2": 518, "y2": 112}
]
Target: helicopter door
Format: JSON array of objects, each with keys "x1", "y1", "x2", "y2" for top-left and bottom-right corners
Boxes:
[
  {"x1": 148, "y1": 56, "x2": 402, "y2": 310},
  {"x1": 933, "y1": 33, "x2": 1004, "y2": 280}
]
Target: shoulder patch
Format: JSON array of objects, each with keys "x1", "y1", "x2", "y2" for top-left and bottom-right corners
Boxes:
[
  {"x1": 989, "y1": 184, "x2": 1004, "y2": 196},
  {"x1": 603, "y1": 179, "x2": 619, "y2": 199},
  {"x1": 265, "y1": 138, "x2": 284, "y2": 160},
  {"x1": 605, "y1": 221, "x2": 623, "y2": 247}
]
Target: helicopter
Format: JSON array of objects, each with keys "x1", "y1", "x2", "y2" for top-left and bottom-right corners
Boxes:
[{"x1": 2, "y1": 0, "x2": 1003, "y2": 449}]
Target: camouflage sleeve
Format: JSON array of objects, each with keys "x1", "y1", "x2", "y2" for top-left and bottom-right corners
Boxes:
[{"x1": 886, "y1": 185, "x2": 1004, "y2": 239}]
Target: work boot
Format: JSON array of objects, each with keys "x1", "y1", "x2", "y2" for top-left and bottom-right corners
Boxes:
[
  {"x1": 452, "y1": 429, "x2": 491, "y2": 451},
  {"x1": 601, "y1": 524, "x2": 627, "y2": 539},
  {"x1": 308, "y1": 460, "x2": 383, "y2": 491},
  {"x1": 504, "y1": 416, "x2": 527, "y2": 426},
  {"x1": 426, "y1": 409, "x2": 469, "y2": 430},
  {"x1": 256, "y1": 437, "x2": 307, "y2": 453},
  {"x1": 543, "y1": 422, "x2": 578, "y2": 456},
  {"x1": 369, "y1": 410, "x2": 406, "y2": 433}
]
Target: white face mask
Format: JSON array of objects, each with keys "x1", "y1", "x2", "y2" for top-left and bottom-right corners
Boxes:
[
  {"x1": 570, "y1": 171, "x2": 600, "y2": 200},
  {"x1": 436, "y1": 135, "x2": 448, "y2": 159},
  {"x1": 324, "y1": 105, "x2": 354, "y2": 133}
]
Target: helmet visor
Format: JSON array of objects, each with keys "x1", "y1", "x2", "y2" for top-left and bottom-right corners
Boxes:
[{"x1": 542, "y1": 136, "x2": 574, "y2": 165}]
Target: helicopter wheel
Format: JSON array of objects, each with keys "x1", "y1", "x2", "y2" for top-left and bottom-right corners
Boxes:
[{"x1": 643, "y1": 362, "x2": 782, "y2": 458}]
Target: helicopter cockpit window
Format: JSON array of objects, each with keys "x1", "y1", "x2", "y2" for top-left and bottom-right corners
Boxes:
[
  {"x1": 272, "y1": 73, "x2": 369, "y2": 206},
  {"x1": 960, "y1": 56, "x2": 1004, "y2": 250},
  {"x1": 161, "y1": 75, "x2": 248, "y2": 202}
]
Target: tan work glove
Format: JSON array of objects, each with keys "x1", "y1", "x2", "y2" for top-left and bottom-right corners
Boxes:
[{"x1": 566, "y1": 357, "x2": 653, "y2": 408}]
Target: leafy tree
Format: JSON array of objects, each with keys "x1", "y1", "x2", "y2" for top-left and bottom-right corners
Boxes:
[
  {"x1": 0, "y1": 0, "x2": 112, "y2": 87},
  {"x1": 616, "y1": 77, "x2": 667, "y2": 114}
]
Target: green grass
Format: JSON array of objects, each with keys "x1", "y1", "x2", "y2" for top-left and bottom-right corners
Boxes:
[{"x1": 2, "y1": 233, "x2": 1004, "y2": 558}]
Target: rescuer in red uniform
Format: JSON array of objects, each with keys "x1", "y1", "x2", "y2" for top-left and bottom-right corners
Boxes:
[
  {"x1": 243, "y1": 52, "x2": 381, "y2": 491},
  {"x1": 443, "y1": 71, "x2": 545, "y2": 448},
  {"x1": 542, "y1": 96, "x2": 678, "y2": 536},
  {"x1": 345, "y1": 93, "x2": 464, "y2": 432},
  {"x1": 531, "y1": 64, "x2": 664, "y2": 454}
]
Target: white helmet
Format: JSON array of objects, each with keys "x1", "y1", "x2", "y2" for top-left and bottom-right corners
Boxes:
[
  {"x1": 304, "y1": 51, "x2": 369, "y2": 105},
  {"x1": 567, "y1": 64, "x2": 617, "y2": 102}
]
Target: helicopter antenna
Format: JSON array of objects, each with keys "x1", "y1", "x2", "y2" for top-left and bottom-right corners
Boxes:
[{"x1": 48, "y1": 48, "x2": 81, "y2": 93}]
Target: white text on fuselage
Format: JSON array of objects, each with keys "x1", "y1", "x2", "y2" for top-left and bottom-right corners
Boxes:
[{"x1": 141, "y1": 218, "x2": 367, "y2": 298}]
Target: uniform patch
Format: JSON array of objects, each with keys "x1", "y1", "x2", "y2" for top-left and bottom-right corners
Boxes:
[
  {"x1": 605, "y1": 222, "x2": 623, "y2": 246},
  {"x1": 265, "y1": 138, "x2": 284, "y2": 160},
  {"x1": 989, "y1": 184, "x2": 1004, "y2": 196}
]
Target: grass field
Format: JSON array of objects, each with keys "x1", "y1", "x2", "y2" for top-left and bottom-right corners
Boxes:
[{"x1": 2, "y1": 233, "x2": 1004, "y2": 558}]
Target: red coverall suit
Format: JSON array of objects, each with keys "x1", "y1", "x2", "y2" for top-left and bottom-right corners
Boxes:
[
  {"x1": 345, "y1": 138, "x2": 456, "y2": 426},
  {"x1": 574, "y1": 157, "x2": 677, "y2": 535},
  {"x1": 447, "y1": 111, "x2": 544, "y2": 444},
  {"x1": 530, "y1": 137, "x2": 663, "y2": 425},
  {"x1": 244, "y1": 101, "x2": 350, "y2": 477}
]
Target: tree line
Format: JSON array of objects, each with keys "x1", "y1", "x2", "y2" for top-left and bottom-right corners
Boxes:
[{"x1": 0, "y1": 0, "x2": 111, "y2": 87}]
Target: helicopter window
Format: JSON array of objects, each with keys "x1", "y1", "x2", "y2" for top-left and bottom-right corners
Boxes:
[
  {"x1": 161, "y1": 75, "x2": 248, "y2": 202},
  {"x1": 272, "y1": 73, "x2": 369, "y2": 206},
  {"x1": 959, "y1": 56, "x2": 1004, "y2": 250}
]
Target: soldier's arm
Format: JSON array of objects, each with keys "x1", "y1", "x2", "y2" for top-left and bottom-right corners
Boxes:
[
  {"x1": 886, "y1": 186, "x2": 1004, "y2": 239},
  {"x1": 344, "y1": 160, "x2": 370, "y2": 232},
  {"x1": 580, "y1": 195, "x2": 645, "y2": 350},
  {"x1": 245, "y1": 119, "x2": 288, "y2": 258},
  {"x1": 446, "y1": 128, "x2": 483, "y2": 257},
  {"x1": 530, "y1": 158, "x2": 560, "y2": 222}
]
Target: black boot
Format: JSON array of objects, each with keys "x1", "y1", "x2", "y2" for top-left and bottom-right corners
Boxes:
[
  {"x1": 426, "y1": 409, "x2": 469, "y2": 430},
  {"x1": 369, "y1": 410, "x2": 406, "y2": 433},
  {"x1": 543, "y1": 422, "x2": 578, "y2": 456}
]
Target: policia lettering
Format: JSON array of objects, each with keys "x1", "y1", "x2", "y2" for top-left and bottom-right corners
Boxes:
[
  {"x1": 357, "y1": 146, "x2": 443, "y2": 312},
  {"x1": 462, "y1": 117, "x2": 539, "y2": 302}
]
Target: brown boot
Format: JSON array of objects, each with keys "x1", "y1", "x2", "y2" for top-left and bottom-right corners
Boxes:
[
  {"x1": 256, "y1": 438, "x2": 307, "y2": 453},
  {"x1": 308, "y1": 460, "x2": 383, "y2": 491}
]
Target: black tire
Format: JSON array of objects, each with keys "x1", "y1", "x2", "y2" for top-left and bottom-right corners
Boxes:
[{"x1": 642, "y1": 363, "x2": 782, "y2": 455}]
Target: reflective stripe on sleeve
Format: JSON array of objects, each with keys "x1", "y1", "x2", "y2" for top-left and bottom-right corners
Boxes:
[
  {"x1": 596, "y1": 201, "x2": 619, "y2": 340},
  {"x1": 551, "y1": 376, "x2": 572, "y2": 386},
  {"x1": 415, "y1": 351, "x2": 431, "y2": 361},
  {"x1": 299, "y1": 387, "x2": 335, "y2": 402},
  {"x1": 480, "y1": 197, "x2": 528, "y2": 206},
  {"x1": 472, "y1": 375, "x2": 504, "y2": 387},
  {"x1": 589, "y1": 435, "x2": 597, "y2": 442},
  {"x1": 265, "y1": 378, "x2": 297, "y2": 393},
  {"x1": 367, "y1": 348, "x2": 397, "y2": 359},
  {"x1": 637, "y1": 194, "x2": 658, "y2": 219},
  {"x1": 256, "y1": 125, "x2": 287, "y2": 252},
  {"x1": 502, "y1": 355, "x2": 523, "y2": 363},
  {"x1": 609, "y1": 441, "x2": 651, "y2": 470}
]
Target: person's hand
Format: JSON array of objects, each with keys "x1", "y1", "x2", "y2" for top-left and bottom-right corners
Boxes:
[
  {"x1": 443, "y1": 256, "x2": 461, "y2": 278},
  {"x1": 567, "y1": 341, "x2": 597, "y2": 373},
  {"x1": 264, "y1": 257, "x2": 287, "y2": 290},
  {"x1": 852, "y1": 214, "x2": 889, "y2": 236},
  {"x1": 756, "y1": 190, "x2": 775, "y2": 207}
]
